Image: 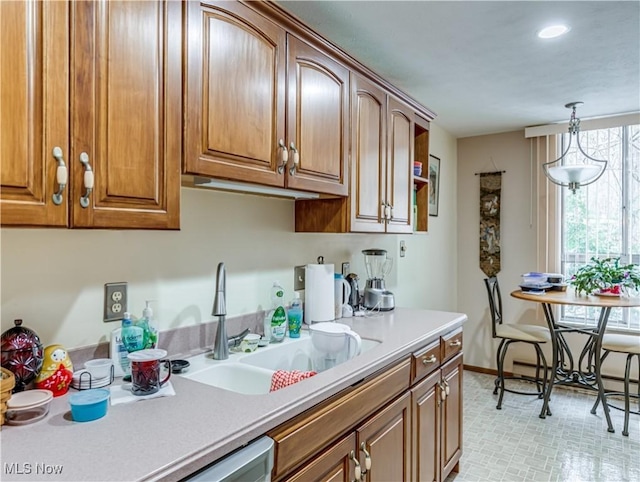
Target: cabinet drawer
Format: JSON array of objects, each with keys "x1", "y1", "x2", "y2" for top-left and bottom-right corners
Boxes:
[
  {"x1": 268, "y1": 358, "x2": 411, "y2": 479},
  {"x1": 441, "y1": 328, "x2": 463, "y2": 363},
  {"x1": 411, "y1": 340, "x2": 441, "y2": 384}
]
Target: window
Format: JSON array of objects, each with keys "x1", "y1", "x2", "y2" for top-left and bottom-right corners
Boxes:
[{"x1": 560, "y1": 124, "x2": 640, "y2": 330}]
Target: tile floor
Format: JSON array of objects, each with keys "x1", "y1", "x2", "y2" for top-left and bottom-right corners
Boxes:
[{"x1": 445, "y1": 370, "x2": 640, "y2": 482}]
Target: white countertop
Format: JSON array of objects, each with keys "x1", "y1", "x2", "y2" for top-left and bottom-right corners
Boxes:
[{"x1": 0, "y1": 308, "x2": 467, "y2": 482}]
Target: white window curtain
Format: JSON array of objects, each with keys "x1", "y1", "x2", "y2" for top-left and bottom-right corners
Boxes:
[{"x1": 529, "y1": 134, "x2": 561, "y2": 274}]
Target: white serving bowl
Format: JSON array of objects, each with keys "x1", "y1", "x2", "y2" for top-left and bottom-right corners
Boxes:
[{"x1": 84, "y1": 358, "x2": 114, "y2": 380}]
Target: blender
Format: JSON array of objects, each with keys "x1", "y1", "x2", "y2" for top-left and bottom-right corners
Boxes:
[{"x1": 362, "y1": 249, "x2": 395, "y2": 311}]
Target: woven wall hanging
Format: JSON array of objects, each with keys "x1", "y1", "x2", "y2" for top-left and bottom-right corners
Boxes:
[{"x1": 479, "y1": 172, "x2": 502, "y2": 277}]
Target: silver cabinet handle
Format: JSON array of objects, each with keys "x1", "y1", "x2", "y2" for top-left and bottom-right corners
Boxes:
[
  {"x1": 360, "y1": 442, "x2": 372, "y2": 474},
  {"x1": 381, "y1": 203, "x2": 390, "y2": 220},
  {"x1": 288, "y1": 142, "x2": 300, "y2": 175},
  {"x1": 79, "y1": 152, "x2": 94, "y2": 208},
  {"x1": 350, "y1": 450, "x2": 362, "y2": 481},
  {"x1": 439, "y1": 381, "x2": 447, "y2": 400},
  {"x1": 449, "y1": 339, "x2": 462, "y2": 347},
  {"x1": 277, "y1": 139, "x2": 288, "y2": 174},
  {"x1": 422, "y1": 354, "x2": 437, "y2": 365},
  {"x1": 444, "y1": 379, "x2": 450, "y2": 396},
  {"x1": 387, "y1": 203, "x2": 394, "y2": 219},
  {"x1": 52, "y1": 147, "x2": 67, "y2": 205}
]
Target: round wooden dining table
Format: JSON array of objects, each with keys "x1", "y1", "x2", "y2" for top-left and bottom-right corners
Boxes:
[{"x1": 511, "y1": 288, "x2": 640, "y2": 432}]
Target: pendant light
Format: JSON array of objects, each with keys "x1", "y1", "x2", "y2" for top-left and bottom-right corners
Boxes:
[{"x1": 542, "y1": 102, "x2": 608, "y2": 194}]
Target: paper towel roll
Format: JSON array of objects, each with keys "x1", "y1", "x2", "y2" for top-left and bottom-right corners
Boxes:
[{"x1": 305, "y1": 264, "x2": 335, "y2": 324}]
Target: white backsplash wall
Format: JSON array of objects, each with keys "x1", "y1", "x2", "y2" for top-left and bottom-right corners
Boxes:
[{"x1": 0, "y1": 123, "x2": 458, "y2": 351}]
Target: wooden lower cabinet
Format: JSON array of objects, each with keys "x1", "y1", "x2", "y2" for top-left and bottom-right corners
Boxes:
[
  {"x1": 357, "y1": 392, "x2": 411, "y2": 482},
  {"x1": 285, "y1": 433, "x2": 357, "y2": 482},
  {"x1": 412, "y1": 353, "x2": 463, "y2": 482},
  {"x1": 270, "y1": 331, "x2": 463, "y2": 482},
  {"x1": 284, "y1": 393, "x2": 411, "y2": 482}
]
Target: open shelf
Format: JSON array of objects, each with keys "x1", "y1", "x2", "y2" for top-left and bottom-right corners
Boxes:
[{"x1": 413, "y1": 116, "x2": 430, "y2": 232}]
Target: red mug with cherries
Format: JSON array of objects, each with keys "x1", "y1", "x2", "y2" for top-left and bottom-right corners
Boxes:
[{"x1": 127, "y1": 349, "x2": 171, "y2": 396}]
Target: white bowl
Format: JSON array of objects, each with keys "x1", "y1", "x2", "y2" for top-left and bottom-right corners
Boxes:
[{"x1": 84, "y1": 358, "x2": 114, "y2": 380}]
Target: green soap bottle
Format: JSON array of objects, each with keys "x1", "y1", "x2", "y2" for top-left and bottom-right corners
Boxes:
[
  {"x1": 267, "y1": 281, "x2": 287, "y2": 343},
  {"x1": 287, "y1": 292, "x2": 303, "y2": 338}
]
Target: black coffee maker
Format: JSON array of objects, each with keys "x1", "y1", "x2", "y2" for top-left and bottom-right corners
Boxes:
[{"x1": 345, "y1": 273, "x2": 360, "y2": 310}]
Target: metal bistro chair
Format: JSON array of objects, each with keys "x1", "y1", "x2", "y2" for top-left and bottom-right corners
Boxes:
[
  {"x1": 591, "y1": 333, "x2": 640, "y2": 436},
  {"x1": 484, "y1": 277, "x2": 552, "y2": 411}
]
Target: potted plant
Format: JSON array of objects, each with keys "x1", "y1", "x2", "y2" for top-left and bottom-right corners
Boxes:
[{"x1": 570, "y1": 257, "x2": 640, "y2": 296}]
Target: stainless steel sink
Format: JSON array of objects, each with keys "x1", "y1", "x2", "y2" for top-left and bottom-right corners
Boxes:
[{"x1": 179, "y1": 331, "x2": 380, "y2": 395}]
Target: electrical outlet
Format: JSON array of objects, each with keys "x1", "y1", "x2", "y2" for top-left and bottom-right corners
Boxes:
[
  {"x1": 294, "y1": 266, "x2": 306, "y2": 291},
  {"x1": 400, "y1": 240, "x2": 407, "y2": 258},
  {"x1": 104, "y1": 282, "x2": 128, "y2": 322}
]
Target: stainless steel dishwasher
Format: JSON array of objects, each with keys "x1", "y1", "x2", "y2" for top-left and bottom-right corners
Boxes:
[{"x1": 184, "y1": 436, "x2": 274, "y2": 482}]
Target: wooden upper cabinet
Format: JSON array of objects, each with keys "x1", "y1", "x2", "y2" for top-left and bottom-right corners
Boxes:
[
  {"x1": 185, "y1": 1, "x2": 348, "y2": 196},
  {"x1": 184, "y1": 0, "x2": 287, "y2": 187},
  {"x1": 349, "y1": 74, "x2": 413, "y2": 233},
  {"x1": 0, "y1": 0, "x2": 69, "y2": 227},
  {"x1": 285, "y1": 35, "x2": 349, "y2": 196},
  {"x1": 1, "y1": 0, "x2": 181, "y2": 229},
  {"x1": 71, "y1": 0, "x2": 181, "y2": 229},
  {"x1": 386, "y1": 96, "x2": 414, "y2": 233},
  {"x1": 350, "y1": 74, "x2": 387, "y2": 233}
]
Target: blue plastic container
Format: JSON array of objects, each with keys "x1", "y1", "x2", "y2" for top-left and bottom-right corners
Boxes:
[{"x1": 69, "y1": 388, "x2": 110, "y2": 422}]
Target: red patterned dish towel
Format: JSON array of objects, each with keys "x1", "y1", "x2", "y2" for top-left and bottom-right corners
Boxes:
[{"x1": 270, "y1": 370, "x2": 317, "y2": 392}]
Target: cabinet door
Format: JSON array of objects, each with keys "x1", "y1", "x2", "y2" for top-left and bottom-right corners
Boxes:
[
  {"x1": 386, "y1": 97, "x2": 414, "y2": 233},
  {"x1": 441, "y1": 354, "x2": 463, "y2": 480},
  {"x1": 0, "y1": 0, "x2": 69, "y2": 227},
  {"x1": 184, "y1": 0, "x2": 286, "y2": 187},
  {"x1": 356, "y1": 392, "x2": 411, "y2": 482},
  {"x1": 284, "y1": 433, "x2": 356, "y2": 482},
  {"x1": 412, "y1": 370, "x2": 441, "y2": 482},
  {"x1": 350, "y1": 74, "x2": 386, "y2": 233},
  {"x1": 71, "y1": 0, "x2": 181, "y2": 229},
  {"x1": 286, "y1": 35, "x2": 349, "y2": 196}
]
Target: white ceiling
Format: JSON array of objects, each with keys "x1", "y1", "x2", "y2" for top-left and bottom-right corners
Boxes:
[{"x1": 276, "y1": 1, "x2": 640, "y2": 138}]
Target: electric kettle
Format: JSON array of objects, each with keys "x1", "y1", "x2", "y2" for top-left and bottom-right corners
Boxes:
[{"x1": 345, "y1": 273, "x2": 360, "y2": 310}]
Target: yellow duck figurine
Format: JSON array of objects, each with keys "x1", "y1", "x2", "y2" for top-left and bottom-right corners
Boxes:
[{"x1": 35, "y1": 345, "x2": 74, "y2": 397}]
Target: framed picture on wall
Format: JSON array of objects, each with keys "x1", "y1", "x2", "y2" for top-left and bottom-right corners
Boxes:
[{"x1": 429, "y1": 154, "x2": 441, "y2": 216}]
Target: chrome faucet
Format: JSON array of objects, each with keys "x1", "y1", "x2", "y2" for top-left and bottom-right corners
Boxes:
[
  {"x1": 212, "y1": 262, "x2": 229, "y2": 359},
  {"x1": 212, "y1": 262, "x2": 249, "y2": 359}
]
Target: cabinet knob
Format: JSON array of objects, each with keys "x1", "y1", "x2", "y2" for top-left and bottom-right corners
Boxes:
[
  {"x1": 79, "y1": 152, "x2": 94, "y2": 208},
  {"x1": 288, "y1": 142, "x2": 300, "y2": 175},
  {"x1": 449, "y1": 339, "x2": 461, "y2": 347},
  {"x1": 422, "y1": 354, "x2": 437, "y2": 365},
  {"x1": 52, "y1": 147, "x2": 67, "y2": 205},
  {"x1": 277, "y1": 139, "x2": 288, "y2": 174}
]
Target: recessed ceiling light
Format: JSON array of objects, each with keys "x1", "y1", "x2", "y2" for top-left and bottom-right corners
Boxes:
[{"x1": 538, "y1": 25, "x2": 570, "y2": 39}]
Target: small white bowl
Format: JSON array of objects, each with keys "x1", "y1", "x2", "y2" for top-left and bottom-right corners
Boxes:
[
  {"x1": 240, "y1": 334, "x2": 261, "y2": 353},
  {"x1": 84, "y1": 358, "x2": 114, "y2": 380}
]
